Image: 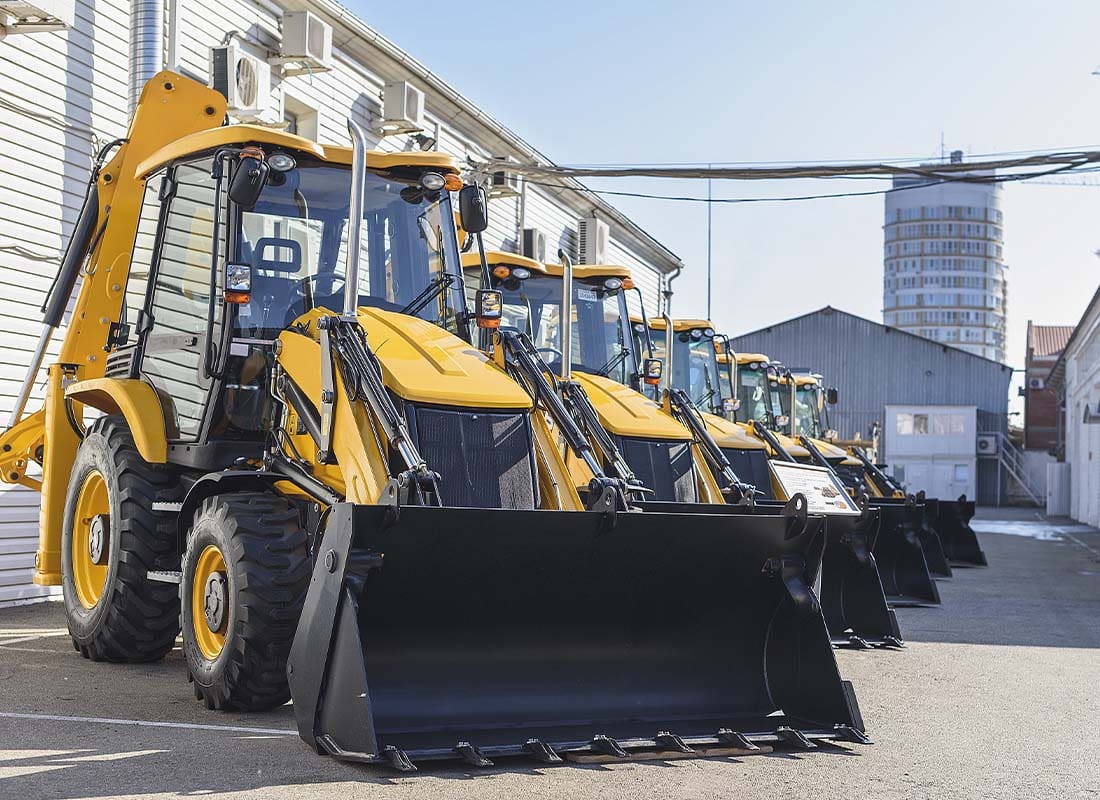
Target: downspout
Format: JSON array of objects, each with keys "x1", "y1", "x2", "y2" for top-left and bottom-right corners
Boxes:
[
  {"x1": 165, "y1": 0, "x2": 180, "y2": 73},
  {"x1": 130, "y1": 0, "x2": 165, "y2": 113}
]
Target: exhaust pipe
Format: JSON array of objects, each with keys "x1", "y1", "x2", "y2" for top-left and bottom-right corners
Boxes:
[
  {"x1": 557, "y1": 249, "x2": 573, "y2": 381},
  {"x1": 344, "y1": 119, "x2": 368, "y2": 321}
]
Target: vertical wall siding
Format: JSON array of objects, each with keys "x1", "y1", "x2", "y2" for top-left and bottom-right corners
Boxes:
[
  {"x1": 0, "y1": 1, "x2": 674, "y2": 604},
  {"x1": 0, "y1": 0, "x2": 131, "y2": 602}
]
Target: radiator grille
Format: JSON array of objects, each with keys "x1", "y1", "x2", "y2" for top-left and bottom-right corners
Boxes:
[
  {"x1": 721, "y1": 448, "x2": 774, "y2": 500},
  {"x1": 617, "y1": 437, "x2": 696, "y2": 503},
  {"x1": 410, "y1": 406, "x2": 537, "y2": 510}
]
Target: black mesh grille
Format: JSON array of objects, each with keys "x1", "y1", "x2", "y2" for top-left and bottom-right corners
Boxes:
[
  {"x1": 721, "y1": 448, "x2": 774, "y2": 500},
  {"x1": 617, "y1": 437, "x2": 696, "y2": 503},
  {"x1": 410, "y1": 406, "x2": 537, "y2": 510}
]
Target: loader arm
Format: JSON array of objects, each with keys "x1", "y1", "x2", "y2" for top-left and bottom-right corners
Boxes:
[
  {"x1": 850, "y1": 447, "x2": 905, "y2": 498},
  {"x1": 664, "y1": 388, "x2": 755, "y2": 505}
]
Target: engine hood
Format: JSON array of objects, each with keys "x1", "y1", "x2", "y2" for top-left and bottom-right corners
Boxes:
[
  {"x1": 700, "y1": 413, "x2": 768, "y2": 451},
  {"x1": 573, "y1": 373, "x2": 690, "y2": 440},
  {"x1": 354, "y1": 309, "x2": 533, "y2": 410}
]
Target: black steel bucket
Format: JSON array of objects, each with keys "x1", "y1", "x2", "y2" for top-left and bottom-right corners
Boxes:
[
  {"x1": 868, "y1": 499, "x2": 941, "y2": 607},
  {"x1": 933, "y1": 495, "x2": 987, "y2": 567},
  {"x1": 818, "y1": 510, "x2": 902, "y2": 648},
  {"x1": 913, "y1": 496, "x2": 952, "y2": 578},
  {"x1": 287, "y1": 503, "x2": 868, "y2": 769}
]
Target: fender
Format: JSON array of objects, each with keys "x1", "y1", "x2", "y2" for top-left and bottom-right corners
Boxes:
[
  {"x1": 175, "y1": 471, "x2": 293, "y2": 555},
  {"x1": 65, "y1": 378, "x2": 168, "y2": 463}
]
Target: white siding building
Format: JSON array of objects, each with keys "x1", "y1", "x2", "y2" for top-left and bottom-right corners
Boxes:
[
  {"x1": 883, "y1": 151, "x2": 1007, "y2": 363},
  {"x1": 0, "y1": 0, "x2": 683, "y2": 603},
  {"x1": 1048, "y1": 286, "x2": 1100, "y2": 526}
]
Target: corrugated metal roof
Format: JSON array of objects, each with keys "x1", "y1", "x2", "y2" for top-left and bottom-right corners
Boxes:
[{"x1": 1027, "y1": 322, "x2": 1074, "y2": 358}]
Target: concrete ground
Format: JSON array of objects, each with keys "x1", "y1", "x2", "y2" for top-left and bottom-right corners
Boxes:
[{"x1": 0, "y1": 506, "x2": 1097, "y2": 799}]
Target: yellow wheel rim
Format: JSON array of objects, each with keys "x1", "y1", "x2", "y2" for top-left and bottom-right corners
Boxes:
[
  {"x1": 72, "y1": 470, "x2": 110, "y2": 609},
  {"x1": 191, "y1": 544, "x2": 229, "y2": 661}
]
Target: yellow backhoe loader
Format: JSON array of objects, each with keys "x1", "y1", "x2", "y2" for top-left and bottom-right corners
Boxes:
[{"x1": 0, "y1": 73, "x2": 868, "y2": 769}]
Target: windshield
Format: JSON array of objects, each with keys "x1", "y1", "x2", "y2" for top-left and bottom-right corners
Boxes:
[
  {"x1": 794, "y1": 384, "x2": 823, "y2": 438},
  {"x1": 736, "y1": 363, "x2": 773, "y2": 423},
  {"x1": 479, "y1": 271, "x2": 636, "y2": 383},
  {"x1": 717, "y1": 358, "x2": 734, "y2": 401},
  {"x1": 647, "y1": 327, "x2": 722, "y2": 413},
  {"x1": 232, "y1": 160, "x2": 465, "y2": 337}
]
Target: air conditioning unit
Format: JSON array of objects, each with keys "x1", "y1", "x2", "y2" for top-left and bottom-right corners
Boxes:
[
  {"x1": 577, "y1": 217, "x2": 609, "y2": 264},
  {"x1": 489, "y1": 156, "x2": 521, "y2": 198},
  {"x1": 0, "y1": 0, "x2": 73, "y2": 33},
  {"x1": 522, "y1": 228, "x2": 547, "y2": 262},
  {"x1": 276, "y1": 11, "x2": 333, "y2": 74},
  {"x1": 1028, "y1": 376, "x2": 1045, "y2": 390},
  {"x1": 976, "y1": 433, "x2": 999, "y2": 457},
  {"x1": 210, "y1": 44, "x2": 271, "y2": 121},
  {"x1": 379, "y1": 80, "x2": 424, "y2": 135}
]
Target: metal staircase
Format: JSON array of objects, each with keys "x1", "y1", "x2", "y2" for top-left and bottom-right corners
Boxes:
[{"x1": 991, "y1": 432, "x2": 1042, "y2": 506}]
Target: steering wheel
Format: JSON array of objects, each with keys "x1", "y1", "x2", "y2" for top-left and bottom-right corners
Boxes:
[{"x1": 536, "y1": 346, "x2": 563, "y2": 362}]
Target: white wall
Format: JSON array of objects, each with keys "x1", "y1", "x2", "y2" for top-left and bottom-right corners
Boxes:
[
  {"x1": 884, "y1": 404, "x2": 978, "y2": 499},
  {"x1": 1063, "y1": 298, "x2": 1100, "y2": 527}
]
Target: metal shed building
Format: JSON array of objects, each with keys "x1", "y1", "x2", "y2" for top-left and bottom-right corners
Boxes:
[{"x1": 728, "y1": 306, "x2": 1013, "y2": 503}]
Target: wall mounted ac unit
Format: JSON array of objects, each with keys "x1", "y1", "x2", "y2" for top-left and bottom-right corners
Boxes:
[
  {"x1": 0, "y1": 0, "x2": 73, "y2": 32},
  {"x1": 522, "y1": 228, "x2": 547, "y2": 262},
  {"x1": 489, "y1": 156, "x2": 521, "y2": 198},
  {"x1": 210, "y1": 43, "x2": 271, "y2": 121},
  {"x1": 1028, "y1": 376, "x2": 1045, "y2": 390},
  {"x1": 276, "y1": 11, "x2": 333, "y2": 74},
  {"x1": 976, "y1": 433, "x2": 999, "y2": 457},
  {"x1": 379, "y1": 81, "x2": 424, "y2": 135},
  {"x1": 577, "y1": 217, "x2": 609, "y2": 264}
]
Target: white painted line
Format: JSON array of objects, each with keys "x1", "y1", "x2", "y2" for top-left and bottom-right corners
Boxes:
[
  {"x1": 0, "y1": 632, "x2": 70, "y2": 646},
  {"x1": 0, "y1": 712, "x2": 296, "y2": 737}
]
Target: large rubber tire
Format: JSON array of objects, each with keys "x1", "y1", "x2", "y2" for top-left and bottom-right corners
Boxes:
[
  {"x1": 181, "y1": 494, "x2": 310, "y2": 711},
  {"x1": 61, "y1": 416, "x2": 180, "y2": 662}
]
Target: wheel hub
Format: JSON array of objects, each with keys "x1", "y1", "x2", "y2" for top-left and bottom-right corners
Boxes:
[
  {"x1": 87, "y1": 514, "x2": 110, "y2": 565},
  {"x1": 203, "y1": 571, "x2": 228, "y2": 633}
]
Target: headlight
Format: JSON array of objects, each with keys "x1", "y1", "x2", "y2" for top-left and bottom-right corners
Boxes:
[
  {"x1": 689, "y1": 329, "x2": 703, "y2": 340},
  {"x1": 268, "y1": 152, "x2": 296, "y2": 172},
  {"x1": 511, "y1": 267, "x2": 531, "y2": 280},
  {"x1": 703, "y1": 327, "x2": 715, "y2": 338},
  {"x1": 420, "y1": 172, "x2": 446, "y2": 191},
  {"x1": 604, "y1": 277, "x2": 623, "y2": 291}
]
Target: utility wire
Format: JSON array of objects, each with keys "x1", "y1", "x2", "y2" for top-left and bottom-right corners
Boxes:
[
  {"x1": 516, "y1": 161, "x2": 1093, "y2": 205},
  {"x1": 472, "y1": 149, "x2": 1100, "y2": 183}
]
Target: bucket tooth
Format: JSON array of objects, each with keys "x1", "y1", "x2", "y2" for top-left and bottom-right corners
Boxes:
[
  {"x1": 453, "y1": 741, "x2": 494, "y2": 767},
  {"x1": 655, "y1": 731, "x2": 695, "y2": 754},
  {"x1": 381, "y1": 745, "x2": 416, "y2": 772},
  {"x1": 776, "y1": 726, "x2": 817, "y2": 750},
  {"x1": 716, "y1": 729, "x2": 760, "y2": 751},
  {"x1": 882, "y1": 635, "x2": 905, "y2": 649},
  {"x1": 846, "y1": 634, "x2": 872, "y2": 650},
  {"x1": 833, "y1": 724, "x2": 873, "y2": 745},
  {"x1": 590, "y1": 735, "x2": 629, "y2": 758},
  {"x1": 523, "y1": 739, "x2": 562, "y2": 763}
]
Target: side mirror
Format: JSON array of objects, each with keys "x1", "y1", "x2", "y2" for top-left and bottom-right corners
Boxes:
[
  {"x1": 823, "y1": 429, "x2": 839, "y2": 441},
  {"x1": 224, "y1": 262, "x2": 252, "y2": 304},
  {"x1": 458, "y1": 184, "x2": 488, "y2": 234},
  {"x1": 475, "y1": 289, "x2": 502, "y2": 329},
  {"x1": 827, "y1": 387, "x2": 839, "y2": 405},
  {"x1": 775, "y1": 414, "x2": 790, "y2": 428},
  {"x1": 642, "y1": 357, "x2": 663, "y2": 386},
  {"x1": 722, "y1": 397, "x2": 738, "y2": 415},
  {"x1": 228, "y1": 153, "x2": 269, "y2": 209}
]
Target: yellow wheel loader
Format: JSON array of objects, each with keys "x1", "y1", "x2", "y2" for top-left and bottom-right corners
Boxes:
[
  {"x1": 0, "y1": 73, "x2": 867, "y2": 769},
  {"x1": 752, "y1": 365, "x2": 942, "y2": 606}
]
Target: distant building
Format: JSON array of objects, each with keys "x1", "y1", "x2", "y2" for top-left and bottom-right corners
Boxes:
[
  {"x1": 728, "y1": 306, "x2": 1015, "y2": 504},
  {"x1": 1047, "y1": 287, "x2": 1100, "y2": 523},
  {"x1": 883, "y1": 150, "x2": 1007, "y2": 363},
  {"x1": 1023, "y1": 322, "x2": 1073, "y2": 451}
]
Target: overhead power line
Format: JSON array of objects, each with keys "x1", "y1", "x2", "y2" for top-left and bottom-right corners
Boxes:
[{"x1": 471, "y1": 149, "x2": 1100, "y2": 183}]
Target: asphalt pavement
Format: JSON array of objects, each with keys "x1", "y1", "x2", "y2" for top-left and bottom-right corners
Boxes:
[{"x1": 0, "y1": 506, "x2": 1097, "y2": 799}]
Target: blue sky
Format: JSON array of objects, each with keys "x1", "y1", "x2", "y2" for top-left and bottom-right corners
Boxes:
[{"x1": 356, "y1": 1, "x2": 1100, "y2": 378}]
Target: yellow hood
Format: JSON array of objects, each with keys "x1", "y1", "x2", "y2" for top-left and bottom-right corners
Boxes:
[
  {"x1": 573, "y1": 373, "x2": 690, "y2": 440},
  {"x1": 357, "y1": 308, "x2": 533, "y2": 410},
  {"x1": 701, "y1": 414, "x2": 768, "y2": 451}
]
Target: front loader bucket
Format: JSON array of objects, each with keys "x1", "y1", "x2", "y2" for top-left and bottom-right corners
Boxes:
[
  {"x1": 287, "y1": 503, "x2": 867, "y2": 769},
  {"x1": 914, "y1": 497, "x2": 952, "y2": 578},
  {"x1": 818, "y1": 511, "x2": 902, "y2": 649},
  {"x1": 868, "y1": 500, "x2": 941, "y2": 607},
  {"x1": 933, "y1": 496, "x2": 987, "y2": 567}
]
